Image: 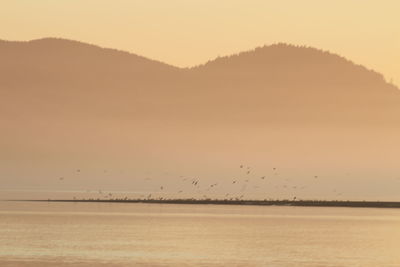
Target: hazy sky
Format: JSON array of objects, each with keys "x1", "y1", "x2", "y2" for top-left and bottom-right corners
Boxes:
[{"x1": 1, "y1": 0, "x2": 399, "y2": 81}]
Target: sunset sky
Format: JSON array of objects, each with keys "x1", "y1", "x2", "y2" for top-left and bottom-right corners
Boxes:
[{"x1": 1, "y1": 0, "x2": 399, "y2": 84}]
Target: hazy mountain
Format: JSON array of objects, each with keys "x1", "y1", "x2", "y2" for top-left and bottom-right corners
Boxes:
[
  {"x1": 1, "y1": 38, "x2": 399, "y2": 124},
  {"x1": 189, "y1": 44, "x2": 400, "y2": 126},
  {"x1": 1, "y1": 38, "x2": 400, "y2": 199}
]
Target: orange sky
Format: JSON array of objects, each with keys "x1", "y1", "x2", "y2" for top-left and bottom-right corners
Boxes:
[{"x1": 1, "y1": 0, "x2": 399, "y2": 84}]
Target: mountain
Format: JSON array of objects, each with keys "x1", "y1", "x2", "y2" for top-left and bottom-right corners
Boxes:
[
  {"x1": 0, "y1": 38, "x2": 181, "y2": 119},
  {"x1": 1, "y1": 38, "x2": 400, "y2": 199},
  {"x1": 1, "y1": 38, "x2": 399, "y2": 124},
  {"x1": 189, "y1": 43, "x2": 400, "y2": 126}
]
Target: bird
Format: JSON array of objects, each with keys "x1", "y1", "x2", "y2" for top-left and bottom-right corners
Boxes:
[
  {"x1": 76, "y1": 169, "x2": 81, "y2": 173},
  {"x1": 59, "y1": 177, "x2": 64, "y2": 181},
  {"x1": 232, "y1": 181, "x2": 237, "y2": 184},
  {"x1": 160, "y1": 186, "x2": 164, "y2": 190},
  {"x1": 261, "y1": 176, "x2": 265, "y2": 179},
  {"x1": 240, "y1": 165, "x2": 243, "y2": 168}
]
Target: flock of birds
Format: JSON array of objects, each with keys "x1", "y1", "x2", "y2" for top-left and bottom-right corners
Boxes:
[{"x1": 57, "y1": 164, "x2": 348, "y2": 202}]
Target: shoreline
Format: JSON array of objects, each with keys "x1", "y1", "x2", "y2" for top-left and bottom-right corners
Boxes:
[{"x1": 8, "y1": 199, "x2": 400, "y2": 209}]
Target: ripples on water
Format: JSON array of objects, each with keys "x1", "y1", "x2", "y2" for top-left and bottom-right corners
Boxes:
[{"x1": 1, "y1": 201, "x2": 400, "y2": 267}]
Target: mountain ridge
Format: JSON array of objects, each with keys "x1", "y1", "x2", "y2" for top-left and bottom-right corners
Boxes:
[
  {"x1": 1, "y1": 37, "x2": 399, "y2": 126},
  {"x1": 0, "y1": 37, "x2": 179, "y2": 70},
  {"x1": 0, "y1": 37, "x2": 396, "y2": 89}
]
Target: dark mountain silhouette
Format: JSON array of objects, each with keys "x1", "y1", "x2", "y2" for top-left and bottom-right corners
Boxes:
[
  {"x1": 1, "y1": 38, "x2": 398, "y2": 124},
  {"x1": 1, "y1": 38, "x2": 400, "y2": 194},
  {"x1": 188, "y1": 43, "x2": 400, "y2": 126}
]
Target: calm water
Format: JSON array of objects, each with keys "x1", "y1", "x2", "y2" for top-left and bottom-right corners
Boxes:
[{"x1": 1, "y1": 201, "x2": 400, "y2": 267}]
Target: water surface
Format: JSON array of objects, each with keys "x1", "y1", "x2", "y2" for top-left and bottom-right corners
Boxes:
[{"x1": 1, "y1": 201, "x2": 400, "y2": 266}]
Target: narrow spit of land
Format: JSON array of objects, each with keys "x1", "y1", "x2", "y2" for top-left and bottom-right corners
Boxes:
[{"x1": 12, "y1": 199, "x2": 400, "y2": 209}]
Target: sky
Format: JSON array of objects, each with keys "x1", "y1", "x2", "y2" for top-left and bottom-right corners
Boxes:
[{"x1": 1, "y1": 0, "x2": 399, "y2": 85}]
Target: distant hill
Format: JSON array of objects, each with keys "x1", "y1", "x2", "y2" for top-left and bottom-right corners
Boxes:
[
  {"x1": 1, "y1": 38, "x2": 398, "y2": 125},
  {"x1": 189, "y1": 43, "x2": 400, "y2": 126},
  {"x1": 1, "y1": 38, "x2": 400, "y2": 198}
]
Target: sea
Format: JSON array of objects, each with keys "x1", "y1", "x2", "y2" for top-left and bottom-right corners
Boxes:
[{"x1": 1, "y1": 201, "x2": 400, "y2": 266}]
